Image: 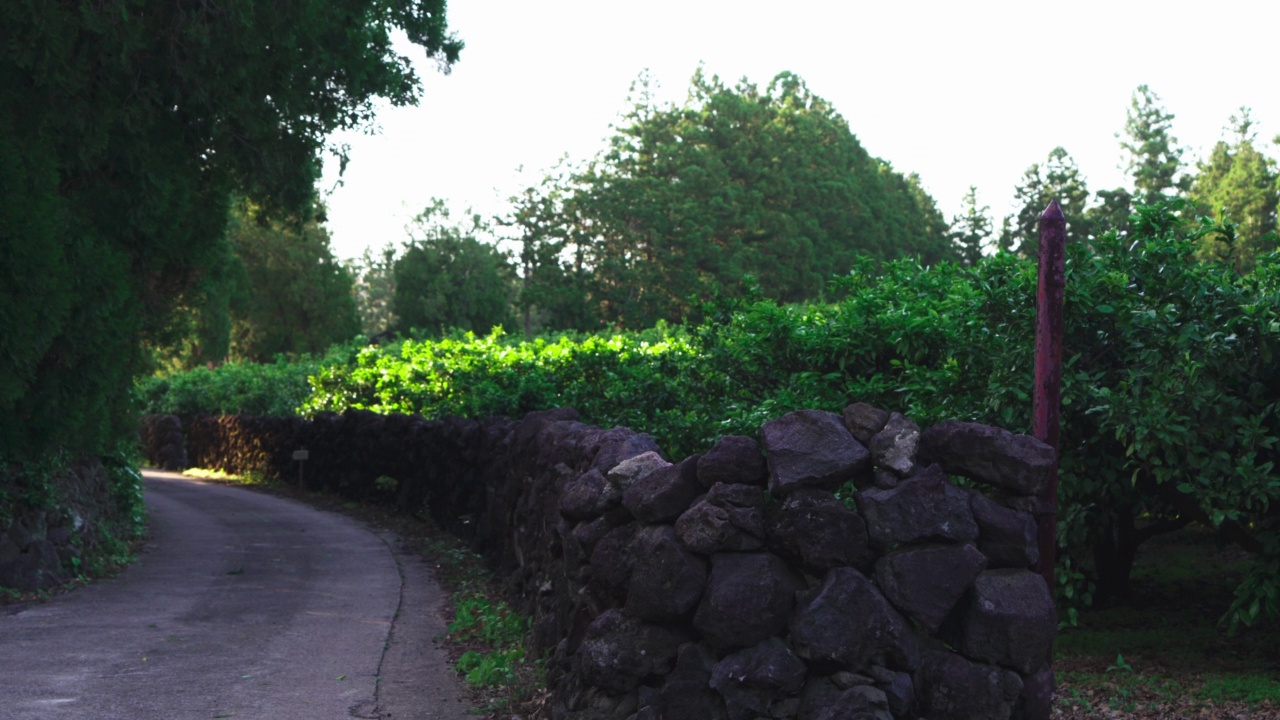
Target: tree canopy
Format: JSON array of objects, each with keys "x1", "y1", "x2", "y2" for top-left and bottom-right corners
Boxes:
[
  {"x1": 948, "y1": 186, "x2": 993, "y2": 266},
  {"x1": 1119, "y1": 84, "x2": 1188, "y2": 205},
  {"x1": 1000, "y1": 147, "x2": 1093, "y2": 256},
  {"x1": 226, "y1": 202, "x2": 361, "y2": 361},
  {"x1": 392, "y1": 201, "x2": 516, "y2": 336},
  {"x1": 511, "y1": 70, "x2": 957, "y2": 330},
  {"x1": 348, "y1": 243, "x2": 402, "y2": 337},
  {"x1": 1189, "y1": 109, "x2": 1279, "y2": 272},
  {"x1": 0, "y1": 0, "x2": 459, "y2": 461}
]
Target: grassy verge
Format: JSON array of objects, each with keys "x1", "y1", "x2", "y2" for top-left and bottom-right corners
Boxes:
[
  {"x1": 1052, "y1": 527, "x2": 1280, "y2": 719},
  {"x1": 179, "y1": 468, "x2": 550, "y2": 718}
]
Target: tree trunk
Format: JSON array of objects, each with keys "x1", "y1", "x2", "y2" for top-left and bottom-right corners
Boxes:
[{"x1": 1092, "y1": 508, "x2": 1138, "y2": 605}]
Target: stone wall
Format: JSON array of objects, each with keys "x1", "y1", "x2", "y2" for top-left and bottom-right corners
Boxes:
[
  {"x1": 141, "y1": 404, "x2": 1058, "y2": 720},
  {"x1": 1, "y1": 458, "x2": 113, "y2": 591}
]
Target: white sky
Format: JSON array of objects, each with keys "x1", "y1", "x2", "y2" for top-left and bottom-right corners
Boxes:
[{"x1": 319, "y1": 0, "x2": 1280, "y2": 261}]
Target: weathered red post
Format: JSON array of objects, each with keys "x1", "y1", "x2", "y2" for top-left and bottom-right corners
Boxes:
[{"x1": 1033, "y1": 200, "x2": 1066, "y2": 594}]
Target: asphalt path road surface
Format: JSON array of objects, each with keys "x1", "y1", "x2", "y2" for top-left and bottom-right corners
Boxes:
[{"x1": 0, "y1": 470, "x2": 474, "y2": 720}]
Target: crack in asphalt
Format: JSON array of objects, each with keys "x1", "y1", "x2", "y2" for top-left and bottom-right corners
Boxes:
[{"x1": 351, "y1": 530, "x2": 410, "y2": 719}]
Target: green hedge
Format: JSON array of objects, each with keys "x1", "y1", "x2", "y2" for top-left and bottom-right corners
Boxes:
[{"x1": 135, "y1": 354, "x2": 336, "y2": 418}]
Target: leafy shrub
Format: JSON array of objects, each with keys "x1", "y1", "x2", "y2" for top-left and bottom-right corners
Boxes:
[
  {"x1": 135, "y1": 344, "x2": 360, "y2": 417},
  {"x1": 301, "y1": 327, "x2": 724, "y2": 454}
]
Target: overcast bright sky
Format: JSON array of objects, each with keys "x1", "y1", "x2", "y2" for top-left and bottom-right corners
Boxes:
[{"x1": 318, "y1": 0, "x2": 1280, "y2": 260}]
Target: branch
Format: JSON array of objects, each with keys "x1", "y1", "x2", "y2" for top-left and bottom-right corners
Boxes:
[
  {"x1": 1156, "y1": 481, "x2": 1264, "y2": 554},
  {"x1": 1132, "y1": 514, "x2": 1194, "y2": 545}
]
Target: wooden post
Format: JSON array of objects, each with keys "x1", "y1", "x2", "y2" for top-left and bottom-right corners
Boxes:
[{"x1": 1033, "y1": 200, "x2": 1066, "y2": 593}]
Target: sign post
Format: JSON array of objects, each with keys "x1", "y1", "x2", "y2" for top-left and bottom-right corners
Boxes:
[{"x1": 292, "y1": 448, "x2": 309, "y2": 488}]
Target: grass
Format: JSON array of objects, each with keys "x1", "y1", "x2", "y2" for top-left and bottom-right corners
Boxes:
[
  {"x1": 1052, "y1": 526, "x2": 1280, "y2": 719},
  {"x1": 449, "y1": 594, "x2": 532, "y2": 689}
]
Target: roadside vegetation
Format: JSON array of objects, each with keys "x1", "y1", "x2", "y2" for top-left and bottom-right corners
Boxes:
[{"x1": 0, "y1": 445, "x2": 148, "y2": 608}]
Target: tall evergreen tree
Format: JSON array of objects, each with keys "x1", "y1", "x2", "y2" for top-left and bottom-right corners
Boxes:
[
  {"x1": 392, "y1": 201, "x2": 516, "y2": 336},
  {"x1": 1086, "y1": 187, "x2": 1136, "y2": 240},
  {"x1": 948, "y1": 186, "x2": 993, "y2": 266},
  {"x1": 520, "y1": 69, "x2": 955, "y2": 329},
  {"x1": 503, "y1": 178, "x2": 597, "y2": 335},
  {"x1": 1000, "y1": 147, "x2": 1093, "y2": 257},
  {"x1": 1188, "y1": 109, "x2": 1279, "y2": 272},
  {"x1": 879, "y1": 168, "x2": 953, "y2": 265},
  {"x1": 1119, "y1": 85, "x2": 1188, "y2": 204},
  {"x1": 227, "y1": 201, "x2": 361, "y2": 361},
  {"x1": 348, "y1": 243, "x2": 401, "y2": 336}
]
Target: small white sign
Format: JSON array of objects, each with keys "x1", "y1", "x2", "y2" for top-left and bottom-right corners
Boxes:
[{"x1": 292, "y1": 449, "x2": 310, "y2": 461}]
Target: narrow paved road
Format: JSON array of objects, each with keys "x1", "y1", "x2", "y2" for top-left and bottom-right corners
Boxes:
[{"x1": 0, "y1": 470, "x2": 473, "y2": 720}]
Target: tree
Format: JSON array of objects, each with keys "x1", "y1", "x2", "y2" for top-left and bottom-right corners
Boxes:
[
  {"x1": 1000, "y1": 147, "x2": 1093, "y2": 257},
  {"x1": 349, "y1": 243, "x2": 401, "y2": 336},
  {"x1": 1086, "y1": 187, "x2": 1136, "y2": 240},
  {"x1": 503, "y1": 176, "x2": 597, "y2": 335},
  {"x1": 879, "y1": 168, "x2": 953, "y2": 265},
  {"x1": 392, "y1": 201, "x2": 516, "y2": 336},
  {"x1": 1188, "y1": 109, "x2": 1279, "y2": 272},
  {"x1": 0, "y1": 0, "x2": 459, "y2": 461},
  {"x1": 149, "y1": 201, "x2": 360, "y2": 367},
  {"x1": 1119, "y1": 85, "x2": 1188, "y2": 204},
  {"x1": 519, "y1": 69, "x2": 956, "y2": 329},
  {"x1": 227, "y1": 201, "x2": 362, "y2": 361},
  {"x1": 948, "y1": 186, "x2": 994, "y2": 266},
  {"x1": 146, "y1": 239, "x2": 248, "y2": 372}
]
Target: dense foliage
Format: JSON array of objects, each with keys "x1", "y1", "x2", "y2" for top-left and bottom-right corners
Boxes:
[
  {"x1": 992, "y1": 87, "x2": 1279, "y2": 275},
  {"x1": 507, "y1": 70, "x2": 955, "y2": 331},
  {"x1": 155, "y1": 200, "x2": 363, "y2": 369},
  {"x1": 224, "y1": 201, "x2": 362, "y2": 362},
  {"x1": 136, "y1": 355, "x2": 331, "y2": 419},
  {"x1": 392, "y1": 201, "x2": 516, "y2": 337},
  {"x1": 348, "y1": 243, "x2": 401, "y2": 336},
  {"x1": 0, "y1": 0, "x2": 459, "y2": 463},
  {"x1": 1188, "y1": 110, "x2": 1278, "y2": 272}
]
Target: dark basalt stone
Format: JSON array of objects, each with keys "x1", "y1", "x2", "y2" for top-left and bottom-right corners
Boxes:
[
  {"x1": 790, "y1": 566, "x2": 919, "y2": 673},
  {"x1": 915, "y1": 650, "x2": 1024, "y2": 720},
  {"x1": 576, "y1": 609, "x2": 686, "y2": 693},
  {"x1": 762, "y1": 410, "x2": 871, "y2": 495},
  {"x1": 855, "y1": 464, "x2": 979, "y2": 551},
  {"x1": 694, "y1": 552, "x2": 805, "y2": 651},
  {"x1": 918, "y1": 420, "x2": 1055, "y2": 496},
  {"x1": 697, "y1": 435, "x2": 767, "y2": 488},
  {"x1": 766, "y1": 488, "x2": 872, "y2": 574},
  {"x1": 626, "y1": 525, "x2": 707, "y2": 621},
  {"x1": 709, "y1": 637, "x2": 807, "y2": 720},
  {"x1": 842, "y1": 403, "x2": 889, "y2": 445}
]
